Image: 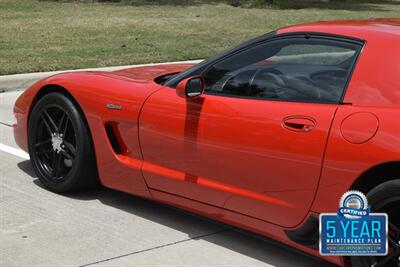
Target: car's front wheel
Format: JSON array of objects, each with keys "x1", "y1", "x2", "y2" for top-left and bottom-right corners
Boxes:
[
  {"x1": 351, "y1": 180, "x2": 400, "y2": 267},
  {"x1": 28, "y1": 92, "x2": 98, "y2": 193}
]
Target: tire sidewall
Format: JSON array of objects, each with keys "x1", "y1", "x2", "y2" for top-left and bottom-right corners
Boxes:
[
  {"x1": 350, "y1": 179, "x2": 400, "y2": 267},
  {"x1": 28, "y1": 92, "x2": 92, "y2": 192}
]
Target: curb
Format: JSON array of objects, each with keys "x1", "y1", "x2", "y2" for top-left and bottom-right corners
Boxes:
[{"x1": 0, "y1": 60, "x2": 202, "y2": 93}]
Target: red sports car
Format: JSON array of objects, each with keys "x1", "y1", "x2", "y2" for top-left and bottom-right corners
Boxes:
[{"x1": 13, "y1": 19, "x2": 400, "y2": 267}]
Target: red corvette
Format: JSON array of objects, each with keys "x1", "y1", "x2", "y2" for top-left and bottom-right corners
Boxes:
[{"x1": 13, "y1": 19, "x2": 400, "y2": 266}]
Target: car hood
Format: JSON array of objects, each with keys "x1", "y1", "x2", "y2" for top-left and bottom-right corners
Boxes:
[{"x1": 111, "y1": 63, "x2": 196, "y2": 83}]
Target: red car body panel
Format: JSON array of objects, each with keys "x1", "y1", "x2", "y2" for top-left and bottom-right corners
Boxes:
[
  {"x1": 14, "y1": 64, "x2": 193, "y2": 198},
  {"x1": 13, "y1": 19, "x2": 400, "y2": 266},
  {"x1": 139, "y1": 89, "x2": 337, "y2": 228},
  {"x1": 277, "y1": 19, "x2": 400, "y2": 216}
]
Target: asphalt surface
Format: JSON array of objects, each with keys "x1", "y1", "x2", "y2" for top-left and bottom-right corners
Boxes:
[{"x1": 0, "y1": 90, "x2": 335, "y2": 267}]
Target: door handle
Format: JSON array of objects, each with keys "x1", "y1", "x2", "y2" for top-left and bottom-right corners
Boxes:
[{"x1": 282, "y1": 116, "x2": 316, "y2": 132}]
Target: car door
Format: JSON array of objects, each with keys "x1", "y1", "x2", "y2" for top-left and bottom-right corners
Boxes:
[{"x1": 139, "y1": 35, "x2": 362, "y2": 227}]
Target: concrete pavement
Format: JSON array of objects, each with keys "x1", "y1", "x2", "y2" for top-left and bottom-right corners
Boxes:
[
  {"x1": 0, "y1": 87, "x2": 334, "y2": 267},
  {"x1": 0, "y1": 91, "x2": 22, "y2": 126}
]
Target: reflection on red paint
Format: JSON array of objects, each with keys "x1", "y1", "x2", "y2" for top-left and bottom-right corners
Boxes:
[{"x1": 142, "y1": 161, "x2": 292, "y2": 208}]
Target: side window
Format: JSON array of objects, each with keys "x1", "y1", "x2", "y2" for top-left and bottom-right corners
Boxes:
[{"x1": 202, "y1": 37, "x2": 361, "y2": 103}]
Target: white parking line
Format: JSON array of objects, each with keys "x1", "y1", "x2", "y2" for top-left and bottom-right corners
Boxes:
[{"x1": 0, "y1": 143, "x2": 30, "y2": 159}]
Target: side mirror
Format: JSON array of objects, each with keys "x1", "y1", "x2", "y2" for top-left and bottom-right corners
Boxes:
[{"x1": 176, "y1": 76, "x2": 205, "y2": 99}]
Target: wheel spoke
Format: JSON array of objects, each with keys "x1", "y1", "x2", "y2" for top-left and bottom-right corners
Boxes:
[
  {"x1": 373, "y1": 215, "x2": 400, "y2": 267},
  {"x1": 389, "y1": 235, "x2": 400, "y2": 249},
  {"x1": 61, "y1": 150, "x2": 74, "y2": 160},
  {"x1": 58, "y1": 111, "x2": 69, "y2": 136},
  {"x1": 58, "y1": 112, "x2": 66, "y2": 130},
  {"x1": 63, "y1": 140, "x2": 76, "y2": 156},
  {"x1": 372, "y1": 252, "x2": 399, "y2": 267},
  {"x1": 40, "y1": 114, "x2": 53, "y2": 135},
  {"x1": 389, "y1": 222, "x2": 400, "y2": 251},
  {"x1": 389, "y1": 222, "x2": 400, "y2": 239},
  {"x1": 53, "y1": 153, "x2": 63, "y2": 178},
  {"x1": 36, "y1": 149, "x2": 53, "y2": 155},
  {"x1": 42, "y1": 109, "x2": 58, "y2": 132},
  {"x1": 51, "y1": 151, "x2": 57, "y2": 170},
  {"x1": 35, "y1": 138, "x2": 51, "y2": 148}
]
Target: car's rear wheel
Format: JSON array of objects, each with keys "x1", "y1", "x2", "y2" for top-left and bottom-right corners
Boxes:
[
  {"x1": 28, "y1": 92, "x2": 98, "y2": 192},
  {"x1": 350, "y1": 180, "x2": 400, "y2": 267}
]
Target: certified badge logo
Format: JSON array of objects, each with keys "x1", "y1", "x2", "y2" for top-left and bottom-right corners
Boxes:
[
  {"x1": 338, "y1": 190, "x2": 369, "y2": 219},
  {"x1": 319, "y1": 190, "x2": 388, "y2": 256}
]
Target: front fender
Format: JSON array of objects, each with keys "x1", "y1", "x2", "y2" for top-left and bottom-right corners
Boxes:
[{"x1": 14, "y1": 71, "x2": 162, "y2": 199}]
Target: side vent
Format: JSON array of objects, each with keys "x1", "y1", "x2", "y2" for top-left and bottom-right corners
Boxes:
[{"x1": 105, "y1": 122, "x2": 127, "y2": 155}]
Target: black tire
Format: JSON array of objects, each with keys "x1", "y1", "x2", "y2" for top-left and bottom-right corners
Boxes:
[
  {"x1": 28, "y1": 92, "x2": 98, "y2": 192},
  {"x1": 350, "y1": 180, "x2": 400, "y2": 267}
]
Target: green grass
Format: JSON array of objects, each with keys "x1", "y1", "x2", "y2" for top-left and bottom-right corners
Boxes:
[{"x1": 0, "y1": 0, "x2": 399, "y2": 75}]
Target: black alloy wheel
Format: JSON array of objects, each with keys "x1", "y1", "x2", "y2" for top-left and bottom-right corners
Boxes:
[
  {"x1": 351, "y1": 180, "x2": 400, "y2": 267},
  {"x1": 28, "y1": 92, "x2": 97, "y2": 192}
]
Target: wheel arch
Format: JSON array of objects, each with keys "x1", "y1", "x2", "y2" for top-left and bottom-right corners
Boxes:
[
  {"x1": 351, "y1": 161, "x2": 400, "y2": 194},
  {"x1": 30, "y1": 84, "x2": 90, "y2": 131},
  {"x1": 31, "y1": 84, "x2": 77, "y2": 115}
]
